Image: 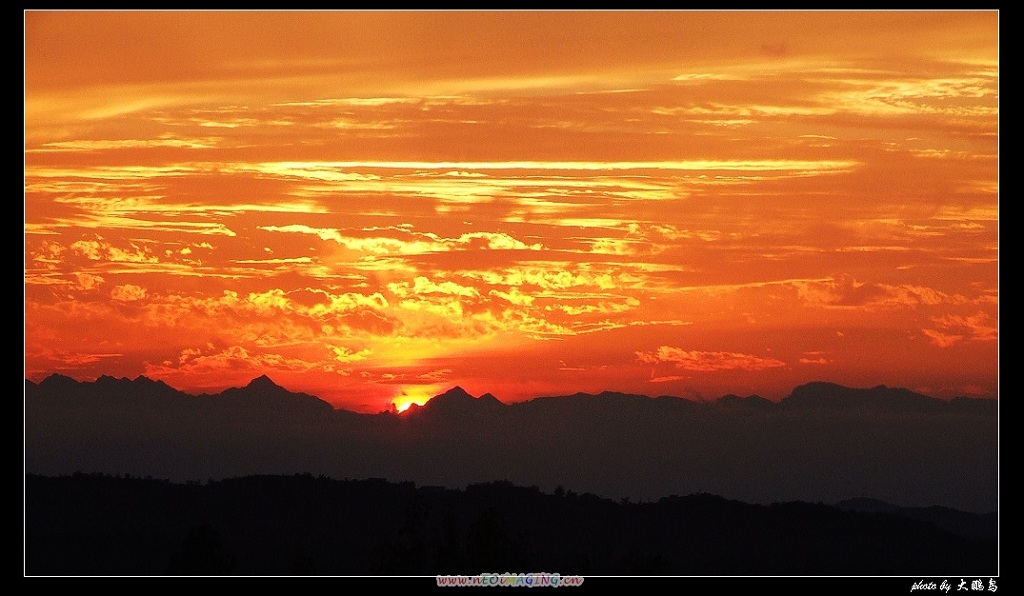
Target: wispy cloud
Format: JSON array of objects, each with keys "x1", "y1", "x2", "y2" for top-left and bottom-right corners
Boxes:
[{"x1": 637, "y1": 347, "x2": 787, "y2": 372}]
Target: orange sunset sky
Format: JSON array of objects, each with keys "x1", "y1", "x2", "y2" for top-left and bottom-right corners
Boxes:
[{"x1": 24, "y1": 11, "x2": 998, "y2": 413}]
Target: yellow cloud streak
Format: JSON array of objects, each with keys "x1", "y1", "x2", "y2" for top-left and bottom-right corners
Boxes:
[{"x1": 245, "y1": 159, "x2": 859, "y2": 173}]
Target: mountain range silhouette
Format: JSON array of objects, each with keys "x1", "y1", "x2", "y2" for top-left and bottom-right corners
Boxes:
[
  {"x1": 25, "y1": 373, "x2": 997, "y2": 415},
  {"x1": 25, "y1": 374, "x2": 998, "y2": 513}
]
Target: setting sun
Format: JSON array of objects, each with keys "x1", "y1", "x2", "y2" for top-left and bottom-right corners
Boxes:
[{"x1": 392, "y1": 387, "x2": 441, "y2": 413}]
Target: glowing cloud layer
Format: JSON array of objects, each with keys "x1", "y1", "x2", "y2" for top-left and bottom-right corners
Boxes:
[{"x1": 25, "y1": 11, "x2": 998, "y2": 410}]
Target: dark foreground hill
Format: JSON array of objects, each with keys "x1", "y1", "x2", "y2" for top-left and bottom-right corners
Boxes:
[{"x1": 25, "y1": 472, "x2": 997, "y2": 576}]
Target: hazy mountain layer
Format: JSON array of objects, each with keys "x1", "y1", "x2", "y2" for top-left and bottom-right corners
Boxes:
[{"x1": 25, "y1": 375, "x2": 998, "y2": 513}]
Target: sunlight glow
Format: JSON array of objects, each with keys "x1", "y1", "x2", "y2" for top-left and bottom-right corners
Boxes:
[{"x1": 24, "y1": 11, "x2": 998, "y2": 410}]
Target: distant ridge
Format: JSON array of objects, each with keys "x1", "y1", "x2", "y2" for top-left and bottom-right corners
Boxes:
[
  {"x1": 30, "y1": 373, "x2": 182, "y2": 401},
  {"x1": 783, "y1": 381, "x2": 957, "y2": 413},
  {"x1": 835, "y1": 497, "x2": 998, "y2": 541},
  {"x1": 26, "y1": 372, "x2": 334, "y2": 413}
]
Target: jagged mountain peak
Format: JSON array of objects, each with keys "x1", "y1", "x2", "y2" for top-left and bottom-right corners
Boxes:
[
  {"x1": 437, "y1": 385, "x2": 473, "y2": 399},
  {"x1": 404, "y1": 385, "x2": 505, "y2": 416},
  {"x1": 245, "y1": 374, "x2": 283, "y2": 391},
  {"x1": 39, "y1": 372, "x2": 79, "y2": 387}
]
